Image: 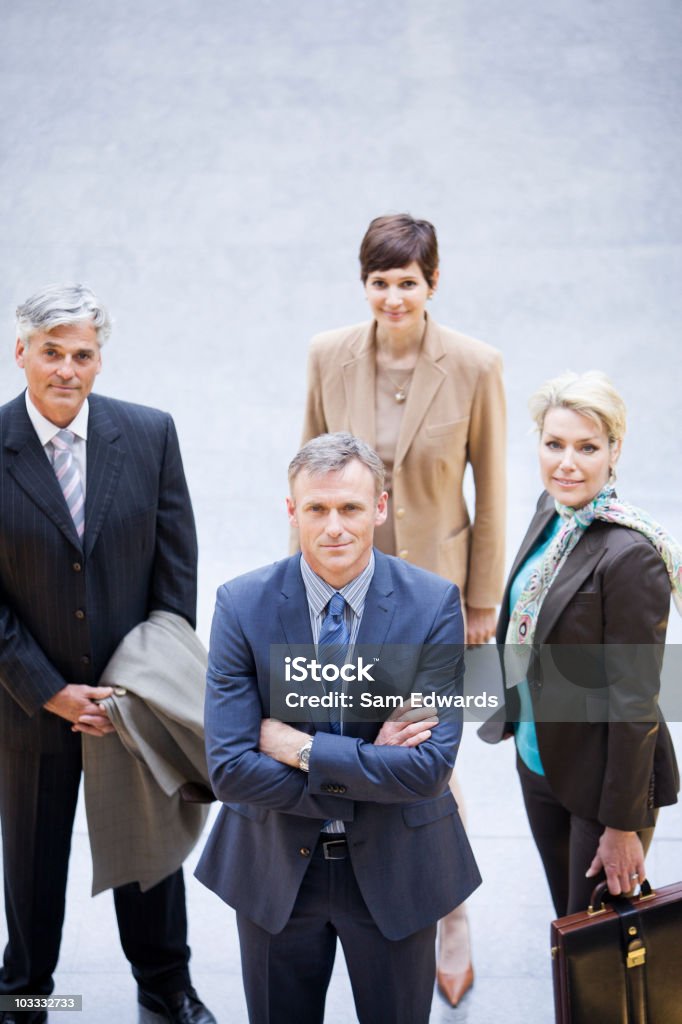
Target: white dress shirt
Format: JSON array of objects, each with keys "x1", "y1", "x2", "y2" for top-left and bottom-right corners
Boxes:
[{"x1": 24, "y1": 390, "x2": 89, "y2": 494}]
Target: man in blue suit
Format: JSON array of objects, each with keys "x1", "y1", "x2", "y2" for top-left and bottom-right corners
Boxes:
[
  {"x1": 0, "y1": 284, "x2": 215, "y2": 1024},
  {"x1": 196, "y1": 432, "x2": 481, "y2": 1024}
]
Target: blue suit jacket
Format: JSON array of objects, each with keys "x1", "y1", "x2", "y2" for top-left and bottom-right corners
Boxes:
[{"x1": 195, "y1": 550, "x2": 481, "y2": 940}]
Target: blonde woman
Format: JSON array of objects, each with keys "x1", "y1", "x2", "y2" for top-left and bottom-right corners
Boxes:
[{"x1": 482, "y1": 371, "x2": 680, "y2": 915}]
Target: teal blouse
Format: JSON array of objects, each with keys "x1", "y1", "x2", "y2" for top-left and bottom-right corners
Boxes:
[{"x1": 509, "y1": 513, "x2": 563, "y2": 775}]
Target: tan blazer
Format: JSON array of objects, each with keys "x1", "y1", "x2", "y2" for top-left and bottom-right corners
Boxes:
[{"x1": 299, "y1": 313, "x2": 506, "y2": 608}]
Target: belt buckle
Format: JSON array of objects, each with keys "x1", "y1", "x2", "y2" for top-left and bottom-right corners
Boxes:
[{"x1": 322, "y1": 838, "x2": 347, "y2": 861}]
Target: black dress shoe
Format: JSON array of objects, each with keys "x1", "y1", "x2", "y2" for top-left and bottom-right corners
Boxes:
[
  {"x1": 138, "y1": 986, "x2": 216, "y2": 1024},
  {"x1": 0, "y1": 1012, "x2": 47, "y2": 1023}
]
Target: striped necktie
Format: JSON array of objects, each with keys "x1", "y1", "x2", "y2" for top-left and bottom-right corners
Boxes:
[
  {"x1": 50, "y1": 429, "x2": 85, "y2": 540},
  {"x1": 319, "y1": 592, "x2": 349, "y2": 734}
]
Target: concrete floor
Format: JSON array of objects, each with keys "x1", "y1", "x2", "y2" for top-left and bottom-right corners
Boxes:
[{"x1": 1, "y1": 721, "x2": 680, "y2": 1023}]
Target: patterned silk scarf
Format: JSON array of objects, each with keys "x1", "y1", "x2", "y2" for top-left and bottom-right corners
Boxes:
[{"x1": 504, "y1": 483, "x2": 682, "y2": 687}]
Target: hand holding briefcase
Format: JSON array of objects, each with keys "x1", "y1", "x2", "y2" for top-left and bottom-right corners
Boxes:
[{"x1": 551, "y1": 879, "x2": 682, "y2": 1023}]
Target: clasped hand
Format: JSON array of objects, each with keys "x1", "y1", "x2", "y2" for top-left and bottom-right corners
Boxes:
[{"x1": 44, "y1": 683, "x2": 116, "y2": 737}]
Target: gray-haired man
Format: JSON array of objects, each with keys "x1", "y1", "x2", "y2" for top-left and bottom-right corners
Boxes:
[
  {"x1": 196, "y1": 432, "x2": 481, "y2": 1024},
  {"x1": 0, "y1": 284, "x2": 214, "y2": 1024}
]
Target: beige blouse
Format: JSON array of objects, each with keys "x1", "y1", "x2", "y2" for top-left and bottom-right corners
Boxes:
[{"x1": 373, "y1": 363, "x2": 413, "y2": 556}]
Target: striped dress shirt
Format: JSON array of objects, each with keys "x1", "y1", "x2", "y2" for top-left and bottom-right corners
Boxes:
[{"x1": 299, "y1": 551, "x2": 375, "y2": 833}]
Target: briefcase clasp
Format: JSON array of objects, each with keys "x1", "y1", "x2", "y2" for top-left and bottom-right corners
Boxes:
[{"x1": 627, "y1": 945, "x2": 646, "y2": 969}]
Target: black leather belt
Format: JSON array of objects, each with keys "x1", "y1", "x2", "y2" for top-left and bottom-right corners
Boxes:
[{"x1": 319, "y1": 835, "x2": 348, "y2": 860}]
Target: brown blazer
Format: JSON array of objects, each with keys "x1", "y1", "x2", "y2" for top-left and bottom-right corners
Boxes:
[
  {"x1": 299, "y1": 313, "x2": 506, "y2": 608},
  {"x1": 483, "y1": 492, "x2": 679, "y2": 831}
]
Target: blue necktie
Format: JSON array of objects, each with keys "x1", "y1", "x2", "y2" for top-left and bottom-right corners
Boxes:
[{"x1": 319, "y1": 592, "x2": 349, "y2": 734}]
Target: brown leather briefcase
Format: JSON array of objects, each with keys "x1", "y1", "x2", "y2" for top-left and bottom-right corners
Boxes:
[{"x1": 550, "y1": 879, "x2": 682, "y2": 1024}]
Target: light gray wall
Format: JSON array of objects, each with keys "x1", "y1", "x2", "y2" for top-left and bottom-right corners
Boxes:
[{"x1": 1, "y1": 0, "x2": 680, "y2": 640}]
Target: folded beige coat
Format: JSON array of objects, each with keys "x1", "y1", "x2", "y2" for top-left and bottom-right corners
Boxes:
[{"x1": 82, "y1": 610, "x2": 210, "y2": 895}]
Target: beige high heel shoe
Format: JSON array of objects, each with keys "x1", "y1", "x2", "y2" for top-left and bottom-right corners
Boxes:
[
  {"x1": 437, "y1": 771, "x2": 474, "y2": 1006},
  {"x1": 437, "y1": 903, "x2": 474, "y2": 1006}
]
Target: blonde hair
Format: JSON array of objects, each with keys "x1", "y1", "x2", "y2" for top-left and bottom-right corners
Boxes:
[{"x1": 529, "y1": 371, "x2": 627, "y2": 445}]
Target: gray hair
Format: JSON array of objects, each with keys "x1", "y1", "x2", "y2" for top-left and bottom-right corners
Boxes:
[
  {"x1": 529, "y1": 370, "x2": 627, "y2": 446},
  {"x1": 16, "y1": 283, "x2": 112, "y2": 346},
  {"x1": 288, "y1": 433, "x2": 386, "y2": 497}
]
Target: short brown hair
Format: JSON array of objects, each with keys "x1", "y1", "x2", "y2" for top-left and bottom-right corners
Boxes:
[{"x1": 359, "y1": 214, "x2": 439, "y2": 287}]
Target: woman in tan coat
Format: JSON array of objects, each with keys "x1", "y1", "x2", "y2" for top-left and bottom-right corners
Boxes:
[{"x1": 299, "y1": 213, "x2": 507, "y2": 1006}]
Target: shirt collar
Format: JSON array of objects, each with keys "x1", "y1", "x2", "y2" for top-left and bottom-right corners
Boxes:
[
  {"x1": 24, "y1": 389, "x2": 89, "y2": 446},
  {"x1": 299, "y1": 550, "x2": 375, "y2": 619}
]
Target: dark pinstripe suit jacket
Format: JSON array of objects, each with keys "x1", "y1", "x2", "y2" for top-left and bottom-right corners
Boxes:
[{"x1": 0, "y1": 391, "x2": 198, "y2": 753}]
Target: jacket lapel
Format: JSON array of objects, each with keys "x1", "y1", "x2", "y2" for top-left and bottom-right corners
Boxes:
[
  {"x1": 342, "y1": 324, "x2": 376, "y2": 445},
  {"x1": 4, "y1": 394, "x2": 83, "y2": 549},
  {"x1": 497, "y1": 491, "x2": 608, "y2": 644},
  {"x1": 276, "y1": 558, "x2": 323, "y2": 728},
  {"x1": 534, "y1": 528, "x2": 606, "y2": 643},
  {"x1": 496, "y1": 493, "x2": 557, "y2": 642},
  {"x1": 276, "y1": 554, "x2": 398, "y2": 737},
  {"x1": 394, "y1": 314, "x2": 447, "y2": 471},
  {"x1": 83, "y1": 397, "x2": 124, "y2": 559},
  {"x1": 277, "y1": 557, "x2": 315, "y2": 647},
  {"x1": 350, "y1": 552, "x2": 398, "y2": 741},
  {"x1": 355, "y1": 551, "x2": 397, "y2": 650}
]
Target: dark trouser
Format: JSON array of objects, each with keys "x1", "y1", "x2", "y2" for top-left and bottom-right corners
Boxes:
[
  {"x1": 236, "y1": 837, "x2": 436, "y2": 1024},
  {"x1": 516, "y1": 754, "x2": 656, "y2": 917},
  {"x1": 0, "y1": 742, "x2": 190, "y2": 999}
]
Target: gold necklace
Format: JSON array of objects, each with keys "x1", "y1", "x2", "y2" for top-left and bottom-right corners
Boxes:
[
  {"x1": 375, "y1": 321, "x2": 424, "y2": 402},
  {"x1": 382, "y1": 367, "x2": 414, "y2": 403}
]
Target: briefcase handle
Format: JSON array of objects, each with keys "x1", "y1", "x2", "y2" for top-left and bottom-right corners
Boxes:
[
  {"x1": 587, "y1": 878, "x2": 655, "y2": 1023},
  {"x1": 588, "y1": 878, "x2": 653, "y2": 914}
]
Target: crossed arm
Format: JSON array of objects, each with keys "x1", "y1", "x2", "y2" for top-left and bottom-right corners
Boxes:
[
  {"x1": 205, "y1": 581, "x2": 464, "y2": 814},
  {"x1": 259, "y1": 709, "x2": 438, "y2": 767}
]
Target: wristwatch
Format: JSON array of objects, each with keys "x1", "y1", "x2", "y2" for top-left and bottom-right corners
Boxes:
[{"x1": 297, "y1": 740, "x2": 313, "y2": 772}]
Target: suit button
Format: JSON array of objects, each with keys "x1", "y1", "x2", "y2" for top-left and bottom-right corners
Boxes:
[
  {"x1": 395, "y1": 507, "x2": 405, "y2": 519},
  {"x1": 80, "y1": 655, "x2": 90, "y2": 665},
  {"x1": 399, "y1": 549, "x2": 409, "y2": 559},
  {"x1": 72, "y1": 562, "x2": 82, "y2": 572},
  {"x1": 299, "y1": 847, "x2": 311, "y2": 857},
  {"x1": 75, "y1": 609, "x2": 86, "y2": 620},
  {"x1": 338, "y1": 786, "x2": 347, "y2": 794}
]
